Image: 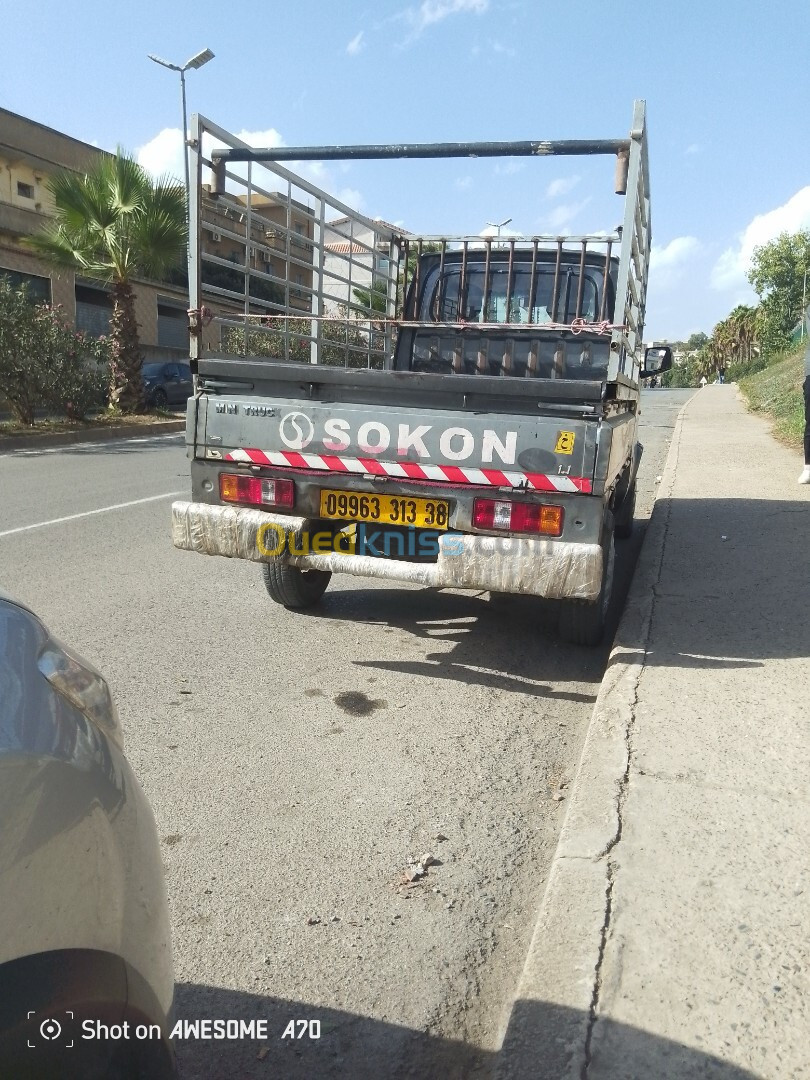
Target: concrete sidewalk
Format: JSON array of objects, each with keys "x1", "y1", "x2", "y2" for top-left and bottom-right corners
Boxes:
[{"x1": 498, "y1": 385, "x2": 810, "y2": 1080}]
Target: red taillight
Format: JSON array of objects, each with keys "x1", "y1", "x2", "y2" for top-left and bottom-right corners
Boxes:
[
  {"x1": 472, "y1": 498, "x2": 563, "y2": 537},
  {"x1": 219, "y1": 473, "x2": 294, "y2": 509}
]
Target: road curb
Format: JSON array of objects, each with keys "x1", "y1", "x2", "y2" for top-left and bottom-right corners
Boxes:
[
  {"x1": 0, "y1": 419, "x2": 185, "y2": 452},
  {"x1": 495, "y1": 398, "x2": 692, "y2": 1080}
]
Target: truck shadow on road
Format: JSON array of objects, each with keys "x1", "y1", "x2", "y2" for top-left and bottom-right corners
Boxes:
[
  {"x1": 308, "y1": 584, "x2": 609, "y2": 704},
  {"x1": 172, "y1": 983, "x2": 761, "y2": 1080},
  {"x1": 292, "y1": 532, "x2": 645, "y2": 704},
  {"x1": 612, "y1": 497, "x2": 810, "y2": 669}
]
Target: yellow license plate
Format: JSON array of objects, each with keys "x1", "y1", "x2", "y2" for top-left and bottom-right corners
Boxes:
[{"x1": 319, "y1": 489, "x2": 450, "y2": 529}]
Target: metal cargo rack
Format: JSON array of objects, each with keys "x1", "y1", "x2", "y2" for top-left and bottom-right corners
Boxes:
[{"x1": 187, "y1": 102, "x2": 650, "y2": 384}]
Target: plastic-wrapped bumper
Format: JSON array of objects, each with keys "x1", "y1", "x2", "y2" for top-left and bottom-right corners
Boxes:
[{"x1": 171, "y1": 500, "x2": 603, "y2": 601}]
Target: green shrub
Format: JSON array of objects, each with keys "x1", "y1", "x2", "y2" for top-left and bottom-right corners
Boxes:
[
  {"x1": 0, "y1": 279, "x2": 111, "y2": 424},
  {"x1": 223, "y1": 314, "x2": 386, "y2": 369}
]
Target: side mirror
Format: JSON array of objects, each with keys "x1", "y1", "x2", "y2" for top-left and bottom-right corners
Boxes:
[{"x1": 640, "y1": 346, "x2": 673, "y2": 380}]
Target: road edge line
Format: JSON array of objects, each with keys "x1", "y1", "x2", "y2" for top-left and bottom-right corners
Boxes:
[
  {"x1": 0, "y1": 419, "x2": 185, "y2": 453},
  {"x1": 494, "y1": 397, "x2": 691, "y2": 1080}
]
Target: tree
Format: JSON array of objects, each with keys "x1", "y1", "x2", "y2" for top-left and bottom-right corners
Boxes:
[
  {"x1": 725, "y1": 304, "x2": 758, "y2": 372},
  {"x1": 0, "y1": 279, "x2": 109, "y2": 425},
  {"x1": 747, "y1": 231, "x2": 810, "y2": 357},
  {"x1": 352, "y1": 278, "x2": 388, "y2": 315},
  {"x1": 686, "y1": 331, "x2": 709, "y2": 351},
  {"x1": 27, "y1": 153, "x2": 186, "y2": 412}
]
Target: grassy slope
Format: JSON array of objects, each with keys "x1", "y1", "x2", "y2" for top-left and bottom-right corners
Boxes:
[{"x1": 738, "y1": 347, "x2": 805, "y2": 450}]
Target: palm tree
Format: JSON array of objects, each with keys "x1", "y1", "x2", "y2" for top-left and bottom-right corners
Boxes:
[
  {"x1": 727, "y1": 304, "x2": 758, "y2": 366},
  {"x1": 27, "y1": 153, "x2": 186, "y2": 412}
]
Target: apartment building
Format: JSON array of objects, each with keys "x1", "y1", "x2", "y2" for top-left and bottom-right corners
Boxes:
[
  {"x1": 322, "y1": 216, "x2": 410, "y2": 310},
  {"x1": 0, "y1": 107, "x2": 194, "y2": 361},
  {"x1": 200, "y1": 188, "x2": 314, "y2": 314},
  {"x1": 0, "y1": 109, "x2": 317, "y2": 358}
]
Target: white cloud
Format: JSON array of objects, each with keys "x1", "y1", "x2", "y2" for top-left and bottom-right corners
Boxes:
[
  {"x1": 650, "y1": 235, "x2": 700, "y2": 271},
  {"x1": 231, "y1": 128, "x2": 286, "y2": 150},
  {"x1": 711, "y1": 186, "x2": 810, "y2": 291},
  {"x1": 546, "y1": 175, "x2": 580, "y2": 199},
  {"x1": 336, "y1": 187, "x2": 365, "y2": 212},
  {"x1": 137, "y1": 126, "x2": 285, "y2": 186},
  {"x1": 685, "y1": 143, "x2": 701, "y2": 156},
  {"x1": 346, "y1": 31, "x2": 365, "y2": 55},
  {"x1": 494, "y1": 160, "x2": 525, "y2": 177},
  {"x1": 137, "y1": 128, "x2": 184, "y2": 184},
  {"x1": 455, "y1": 175, "x2": 473, "y2": 190},
  {"x1": 137, "y1": 125, "x2": 365, "y2": 215},
  {"x1": 541, "y1": 197, "x2": 592, "y2": 232},
  {"x1": 402, "y1": 0, "x2": 488, "y2": 38}
]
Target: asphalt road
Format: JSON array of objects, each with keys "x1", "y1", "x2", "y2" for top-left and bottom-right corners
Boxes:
[{"x1": 0, "y1": 388, "x2": 693, "y2": 1080}]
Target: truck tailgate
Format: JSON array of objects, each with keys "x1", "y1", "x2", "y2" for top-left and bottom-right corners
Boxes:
[{"x1": 196, "y1": 362, "x2": 600, "y2": 493}]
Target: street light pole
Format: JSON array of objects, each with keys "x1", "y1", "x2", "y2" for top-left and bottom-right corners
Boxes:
[
  {"x1": 802, "y1": 267, "x2": 808, "y2": 342},
  {"x1": 147, "y1": 48, "x2": 214, "y2": 226},
  {"x1": 178, "y1": 66, "x2": 189, "y2": 201},
  {"x1": 486, "y1": 217, "x2": 512, "y2": 246}
]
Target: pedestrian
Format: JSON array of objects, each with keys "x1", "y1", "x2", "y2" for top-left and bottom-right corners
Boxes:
[
  {"x1": 700, "y1": 375, "x2": 707, "y2": 388},
  {"x1": 800, "y1": 305, "x2": 810, "y2": 484},
  {"x1": 718, "y1": 367, "x2": 726, "y2": 384}
]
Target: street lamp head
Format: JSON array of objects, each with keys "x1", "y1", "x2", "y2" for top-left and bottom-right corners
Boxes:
[
  {"x1": 147, "y1": 53, "x2": 181, "y2": 71},
  {"x1": 185, "y1": 48, "x2": 214, "y2": 70}
]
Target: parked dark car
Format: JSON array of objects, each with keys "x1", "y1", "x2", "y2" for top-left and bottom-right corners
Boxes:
[{"x1": 142, "y1": 362, "x2": 193, "y2": 409}]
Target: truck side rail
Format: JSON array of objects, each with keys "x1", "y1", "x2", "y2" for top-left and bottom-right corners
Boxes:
[{"x1": 187, "y1": 104, "x2": 650, "y2": 385}]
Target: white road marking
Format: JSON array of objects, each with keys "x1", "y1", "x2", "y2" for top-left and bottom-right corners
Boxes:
[{"x1": 0, "y1": 492, "x2": 185, "y2": 538}]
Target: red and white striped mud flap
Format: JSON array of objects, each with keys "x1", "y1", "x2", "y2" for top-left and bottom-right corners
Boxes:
[{"x1": 223, "y1": 448, "x2": 592, "y2": 494}]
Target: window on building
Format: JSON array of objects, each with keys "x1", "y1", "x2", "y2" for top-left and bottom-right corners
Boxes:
[
  {"x1": 292, "y1": 221, "x2": 308, "y2": 248},
  {"x1": 0, "y1": 267, "x2": 50, "y2": 303},
  {"x1": 157, "y1": 301, "x2": 188, "y2": 349},
  {"x1": 75, "y1": 284, "x2": 112, "y2": 337},
  {"x1": 16, "y1": 181, "x2": 35, "y2": 199}
]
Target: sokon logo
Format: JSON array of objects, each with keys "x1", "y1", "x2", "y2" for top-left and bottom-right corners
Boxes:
[
  {"x1": 276, "y1": 411, "x2": 518, "y2": 464},
  {"x1": 279, "y1": 412, "x2": 315, "y2": 450}
]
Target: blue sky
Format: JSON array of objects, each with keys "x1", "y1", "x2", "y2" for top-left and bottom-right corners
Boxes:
[{"x1": 4, "y1": 0, "x2": 810, "y2": 341}]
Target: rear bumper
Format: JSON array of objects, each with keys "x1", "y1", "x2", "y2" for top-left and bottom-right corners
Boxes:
[{"x1": 172, "y1": 500, "x2": 603, "y2": 601}]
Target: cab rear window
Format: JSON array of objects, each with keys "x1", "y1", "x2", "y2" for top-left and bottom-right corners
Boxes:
[{"x1": 425, "y1": 265, "x2": 603, "y2": 325}]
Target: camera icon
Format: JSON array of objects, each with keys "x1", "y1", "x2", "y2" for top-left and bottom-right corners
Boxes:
[{"x1": 27, "y1": 1010, "x2": 74, "y2": 1048}]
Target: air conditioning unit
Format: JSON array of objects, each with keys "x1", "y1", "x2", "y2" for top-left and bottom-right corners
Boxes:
[
  {"x1": 211, "y1": 231, "x2": 221, "y2": 242},
  {"x1": 262, "y1": 251, "x2": 273, "y2": 264},
  {"x1": 265, "y1": 227, "x2": 282, "y2": 239}
]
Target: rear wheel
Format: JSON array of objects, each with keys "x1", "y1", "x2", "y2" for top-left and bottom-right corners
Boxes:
[
  {"x1": 152, "y1": 387, "x2": 168, "y2": 409},
  {"x1": 558, "y1": 523, "x2": 615, "y2": 646},
  {"x1": 261, "y1": 560, "x2": 331, "y2": 609}
]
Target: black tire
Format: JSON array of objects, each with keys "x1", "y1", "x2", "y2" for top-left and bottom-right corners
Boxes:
[
  {"x1": 614, "y1": 479, "x2": 636, "y2": 539},
  {"x1": 558, "y1": 524, "x2": 615, "y2": 646},
  {"x1": 152, "y1": 387, "x2": 168, "y2": 409},
  {"x1": 261, "y1": 559, "x2": 331, "y2": 609}
]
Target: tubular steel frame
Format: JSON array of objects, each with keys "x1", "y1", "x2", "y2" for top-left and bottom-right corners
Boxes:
[{"x1": 188, "y1": 103, "x2": 650, "y2": 384}]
